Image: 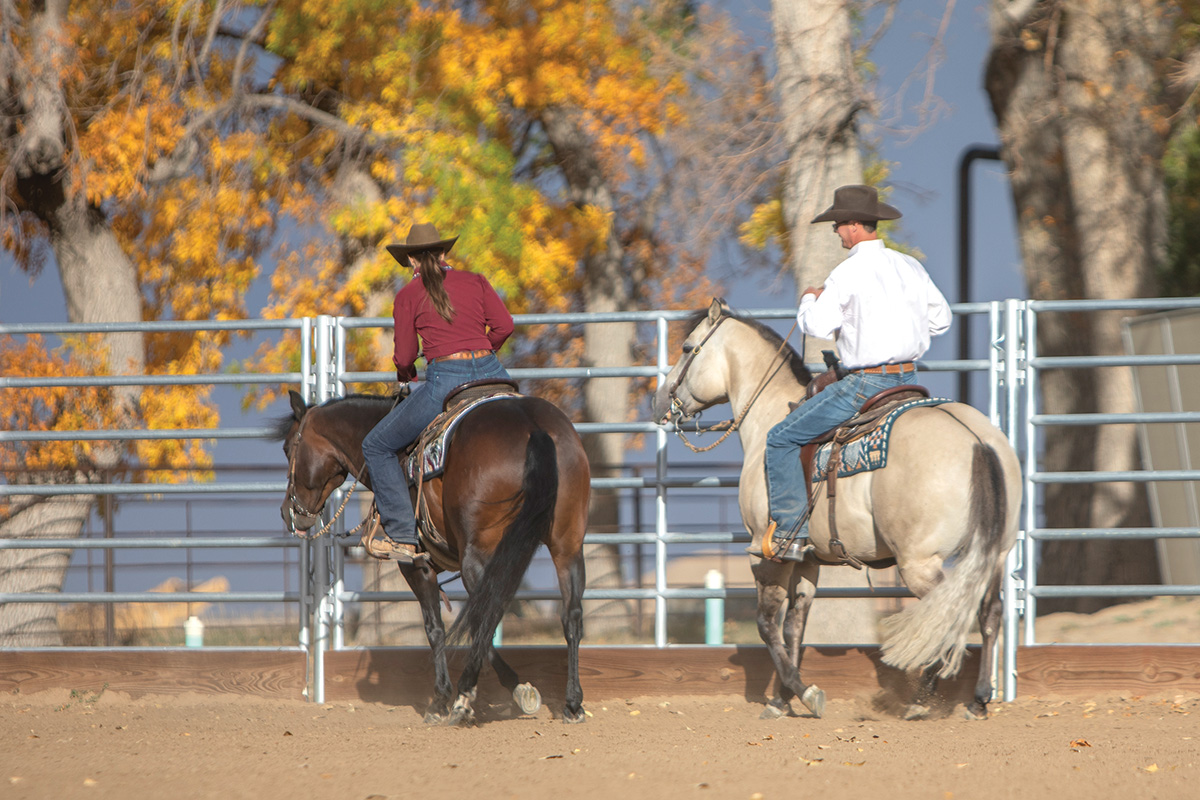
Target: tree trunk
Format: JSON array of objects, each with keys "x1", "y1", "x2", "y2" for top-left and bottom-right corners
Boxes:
[
  {"x1": 1, "y1": 0, "x2": 146, "y2": 638},
  {"x1": 986, "y1": 0, "x2": 1169, "y2": 612},
  {"x1": 541, "y1": 108, "x2": 635, "y2": 637},
  {"x1": 771, "y1": 0, "x2": 866, "y2": 360},
  {"x1": 0, "y1": 496, "x2": 91, "y2": 645}
]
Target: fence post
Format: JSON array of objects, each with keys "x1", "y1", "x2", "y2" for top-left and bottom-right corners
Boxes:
[
  {"x1": 308, "y1": 315, "x2": 338, "y2": 704},
  {"x1": 655, "y1": 314, "x2": 670, "y2": 647},
  {"x1": 1000, "y1": 298, "x2": 1027, "y2": 701},
  {"x1": 704, "y1": 569, "x2": 724, "y2": 645}
]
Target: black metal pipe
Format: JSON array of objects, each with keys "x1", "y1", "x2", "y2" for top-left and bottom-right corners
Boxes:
[{"x1": 957, "y1": 145, "x2": 1003, "y2": 405}]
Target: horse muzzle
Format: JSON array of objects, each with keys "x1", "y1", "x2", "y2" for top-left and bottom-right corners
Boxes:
[
  {"x1": 281, "y1": 498, "x2": 320, "y2": 534},
  {"x1": 652, "y1": 384, "x2": 690, "y2": 425},
  {"x1": 660, "y1": 394, "x2": 697, "y2": 426}
]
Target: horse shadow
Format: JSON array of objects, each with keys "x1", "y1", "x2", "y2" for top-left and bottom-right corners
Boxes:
[
  {"x1": 350, "y1": 647, "x2": 564, "y2": 724},
  {"x1": 727, "y1": 644, "x2": 981, "y2": 720}
]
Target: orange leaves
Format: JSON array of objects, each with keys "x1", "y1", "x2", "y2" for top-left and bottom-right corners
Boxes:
[
  {"x1": 1, "y1": 331, "x2": 226, "y2": 482},
  {"x1": 0, "y1": 336, "x2": 117, "y2": 474},
  {"x1": 78, "y1": 74, "x2": 187, "y2": 205}
]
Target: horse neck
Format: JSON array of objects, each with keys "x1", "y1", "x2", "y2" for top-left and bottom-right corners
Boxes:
[
  {"x1": 316, "y1": 398, "x2": 392, "y2": 477},
  {"x1": 723, "y1": 325, "x2": 806, "y2": 452}
]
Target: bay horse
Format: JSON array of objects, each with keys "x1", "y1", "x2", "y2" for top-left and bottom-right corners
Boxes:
[
  {"x1": 273, "y1": 389, "x2": 590, "y2": 725},
  {"x1": 652, "y1": 299, "x2": 1021, "y2": 720}
]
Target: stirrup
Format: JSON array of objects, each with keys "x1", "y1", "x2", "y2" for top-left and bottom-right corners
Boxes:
[
  {"x1": 746, "y1": 520, "x2": 810, "y2": 563},
  {"x1": 362, "y1": 518, "x2": 428, "y2": 565}
]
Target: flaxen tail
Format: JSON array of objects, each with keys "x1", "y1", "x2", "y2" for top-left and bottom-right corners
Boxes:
[
  {"x1": 447, "y1": 429, "x2": 558, "y2": 665},
  {"x1": 879, "y1": 443, "x2": 1008, "y2": 678}
]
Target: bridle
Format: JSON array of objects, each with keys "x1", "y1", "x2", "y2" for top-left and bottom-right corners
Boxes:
[
  {"x1": 284, "y1": 411, "x2": 370, "y2": 540},
  {"x1": 664, "y1": 313, "x2": 798, "y2": 453}
]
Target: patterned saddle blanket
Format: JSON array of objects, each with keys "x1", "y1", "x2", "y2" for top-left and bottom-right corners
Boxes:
[
  {"x1": 402, "y1": 391, "x2": 518, "y2": 484},
  {"x1": 811, "y1": 396, "x2": 952, "y2": 482}
]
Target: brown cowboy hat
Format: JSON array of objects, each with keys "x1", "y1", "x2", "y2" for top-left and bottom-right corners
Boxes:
[
  {"x1": 385, "y1": 222, "x2": 459, "y2": 267},
  {"x1": 810, "y1": 184, "x2": 902, "y2": 224}
]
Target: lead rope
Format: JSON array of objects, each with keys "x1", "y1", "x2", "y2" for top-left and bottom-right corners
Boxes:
[{"x1": 674, "y1": 320, "x2": 799, "y2": 454}]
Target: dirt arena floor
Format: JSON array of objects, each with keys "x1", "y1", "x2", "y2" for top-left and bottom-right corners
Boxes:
[
  {"x1": 3, "y1": 685, "x2": 1197, "y2": 800},
  {"x1": 4, "y1": 596, "x2": 1198, "y2": 800}
]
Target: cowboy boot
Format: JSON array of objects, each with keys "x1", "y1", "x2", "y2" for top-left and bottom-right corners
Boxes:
[
  {"x1": 746, "y1": 520, "x2": 810, "y2": 563},
  {"x1": 385, "y1": 540, "x2": 429, "y2": 566},
  {"x1": 362, "y1": 515, "x2": 429, "y2": 565}
]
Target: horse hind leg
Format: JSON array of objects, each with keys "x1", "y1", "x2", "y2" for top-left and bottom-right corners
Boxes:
[
  {"x1": 903, "y1": 665, "x2": 940, "y2": 720},
  {"x1": 486, "y1": 644, "x2": 541, "y2": 716},
  {"x1": 902, "y1": 576, "x2": 1003, "y2": 721},
  {"x1": 557, "y1": 552, "x2": 585, "y2": 724},
  {"x1": 967, "y1": 575, "x2": 1004, "y2": 720},
  {"x1": 447, "y1": 553, "x2": 489, "y2": 726}
]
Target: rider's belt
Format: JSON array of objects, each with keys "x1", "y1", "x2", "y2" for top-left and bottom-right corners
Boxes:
[
  {"x1": 431, "y1": 349, "x2": 493, "y2": 363},
  {"x1": 853, "y1": 362, "x2": 916, "y2": 375}
]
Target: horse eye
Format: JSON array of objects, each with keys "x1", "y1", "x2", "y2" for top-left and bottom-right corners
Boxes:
[{"x1": 682, "y1": 343, "x2": 694, "y2": 354}]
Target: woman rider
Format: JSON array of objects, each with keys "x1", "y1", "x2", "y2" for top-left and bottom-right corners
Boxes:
[{"x1": 361, "y1": 223, "x2": 514, "y2": 564}]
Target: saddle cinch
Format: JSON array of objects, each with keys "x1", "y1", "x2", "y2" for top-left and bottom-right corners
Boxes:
[
  {"x1": 362, "y1": 378, "x2": 520, "y2": 569},
  {"x1": 788, "y1": 352, "x2": 934, "y2": 569}
]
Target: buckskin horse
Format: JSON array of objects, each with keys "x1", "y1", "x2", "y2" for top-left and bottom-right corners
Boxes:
[
  {"x1": 652, "y1": 299, "x2": 1021, "y2": 720},
  {"x1": 273, "y1": 388, "x2": 590, "y2": 725}
]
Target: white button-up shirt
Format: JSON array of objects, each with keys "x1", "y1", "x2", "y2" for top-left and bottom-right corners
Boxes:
[{"x1": 797, "y1": 239, "x2": 952, "y2": 370}]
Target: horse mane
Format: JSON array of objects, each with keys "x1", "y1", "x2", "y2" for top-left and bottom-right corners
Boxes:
[
  {"x1": 267, "y1": 392, "x2": 393, "y2": 442},
  {"x1": 689, "y1": 306, "x2": 813, "y2": 386}
]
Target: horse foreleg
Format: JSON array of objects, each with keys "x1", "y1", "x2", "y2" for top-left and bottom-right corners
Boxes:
[
  {"x1": 400, "y1": 562, "x2": 453, "y2": 724},
  {"x1": 753, "y1": 560, "x2": 824, "y2": 719},
  {"x1": 968, "y1": 576, "x2": 1004, "y2": 720},
  {"x1": 556, "y1": 553, "x2": 586, "y2": 724}
]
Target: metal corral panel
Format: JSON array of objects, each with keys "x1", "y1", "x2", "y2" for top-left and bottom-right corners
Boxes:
[{"x1": 1124, "y1": 310, "x2": 1200, "y2": 586}]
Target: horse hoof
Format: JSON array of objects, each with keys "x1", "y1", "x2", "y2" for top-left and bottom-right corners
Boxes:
[
  {"x1": 964, "y1": 703, "x2": 988, "y2": 720},
  {"x1": 423, "y1": 711, "x2": 448, "y2": 725},
  {"x1": 801, "y1": 685, "x2": 825, "y2": 719},
  {"x1": 449, "y1": 696, "x2": 477, "y2": 727},
  {"x1": 902, "y1": 704, "x2": 931, "y2": 721},
  {"x1": 561, "y1": 707, "x2": 586, "y2": 724},
  {"x1": 759, "y1": 703, "x2": 786, "y2": 720},
  {"x1": 448, "y1": 709, "x2": 476, "y2": 727},
  {"x1": 513, "y1": 682, "x2": 542, "y2": 715}
]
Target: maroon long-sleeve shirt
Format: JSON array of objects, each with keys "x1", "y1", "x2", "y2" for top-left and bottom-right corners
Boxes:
[{"x1": 391, "y1": 268, "x2": 514, "y2": 381}]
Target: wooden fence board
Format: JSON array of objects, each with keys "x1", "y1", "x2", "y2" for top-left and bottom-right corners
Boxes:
[
  {"x1": 2, "y1": 646, "x2": 1197, "y2": 703},
  {"x1": 0, "y1": 650, "x2": 306, "y2": 699},
  {"x1": 1017, "y1": 645, "x2": 1200, "y2": 695}
]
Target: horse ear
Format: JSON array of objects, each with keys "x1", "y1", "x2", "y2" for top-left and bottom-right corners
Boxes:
[
  {"x1": 288, "y1": 390, "x2": 308, "y2": 420},
  {"x1": 708, "y1": 297, "x2": 726, "y2": 322}
]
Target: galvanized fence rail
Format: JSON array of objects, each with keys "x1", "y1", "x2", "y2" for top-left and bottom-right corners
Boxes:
[{"x1": 4, "y1": 300, "x2": 1200, "y2": 702}]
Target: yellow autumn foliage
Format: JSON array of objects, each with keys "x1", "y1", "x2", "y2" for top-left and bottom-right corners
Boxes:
[{"x1": 6, "y1": 0, "x2": 707, "y2": 458}]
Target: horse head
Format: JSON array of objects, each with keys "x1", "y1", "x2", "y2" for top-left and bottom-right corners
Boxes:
[
  {"x1": 274, "y1": 390, "x2": 349, "y2": 535},
  {"x1": 653, "y1": 298, "x2": 736, "y2": 424}
]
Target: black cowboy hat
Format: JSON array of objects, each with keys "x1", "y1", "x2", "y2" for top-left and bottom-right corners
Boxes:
[
  {"x1": 385, "y1": 222, "x2": 459, "y2": 267},
  {"x1": 810, "y1": 185, "x2": 902, "y2": 224}
]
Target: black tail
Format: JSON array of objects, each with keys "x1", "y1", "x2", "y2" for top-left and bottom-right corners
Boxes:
[{"x1": 447, "y1": 429, "x2": 558, "y2": 665}]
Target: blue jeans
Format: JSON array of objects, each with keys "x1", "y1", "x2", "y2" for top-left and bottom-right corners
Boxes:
[
  {"x1": 765, "y1": 369, "x2": 917, "y2": 535},
  {"x1": 362, "y1": 353, "x2": 510, "y2": 544}
]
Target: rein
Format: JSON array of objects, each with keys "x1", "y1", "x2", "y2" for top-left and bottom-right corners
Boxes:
[
  {"x1": 669, "y1": 317, "x2": 798, "y2": 454},
  {"x1": 285, "y1": 411, "x2": 371, "y2": 540}
]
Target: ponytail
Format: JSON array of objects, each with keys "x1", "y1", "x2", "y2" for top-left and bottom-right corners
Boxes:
[{"x1": 414, "y1": 251, "x2": 455, "y2": 323}]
